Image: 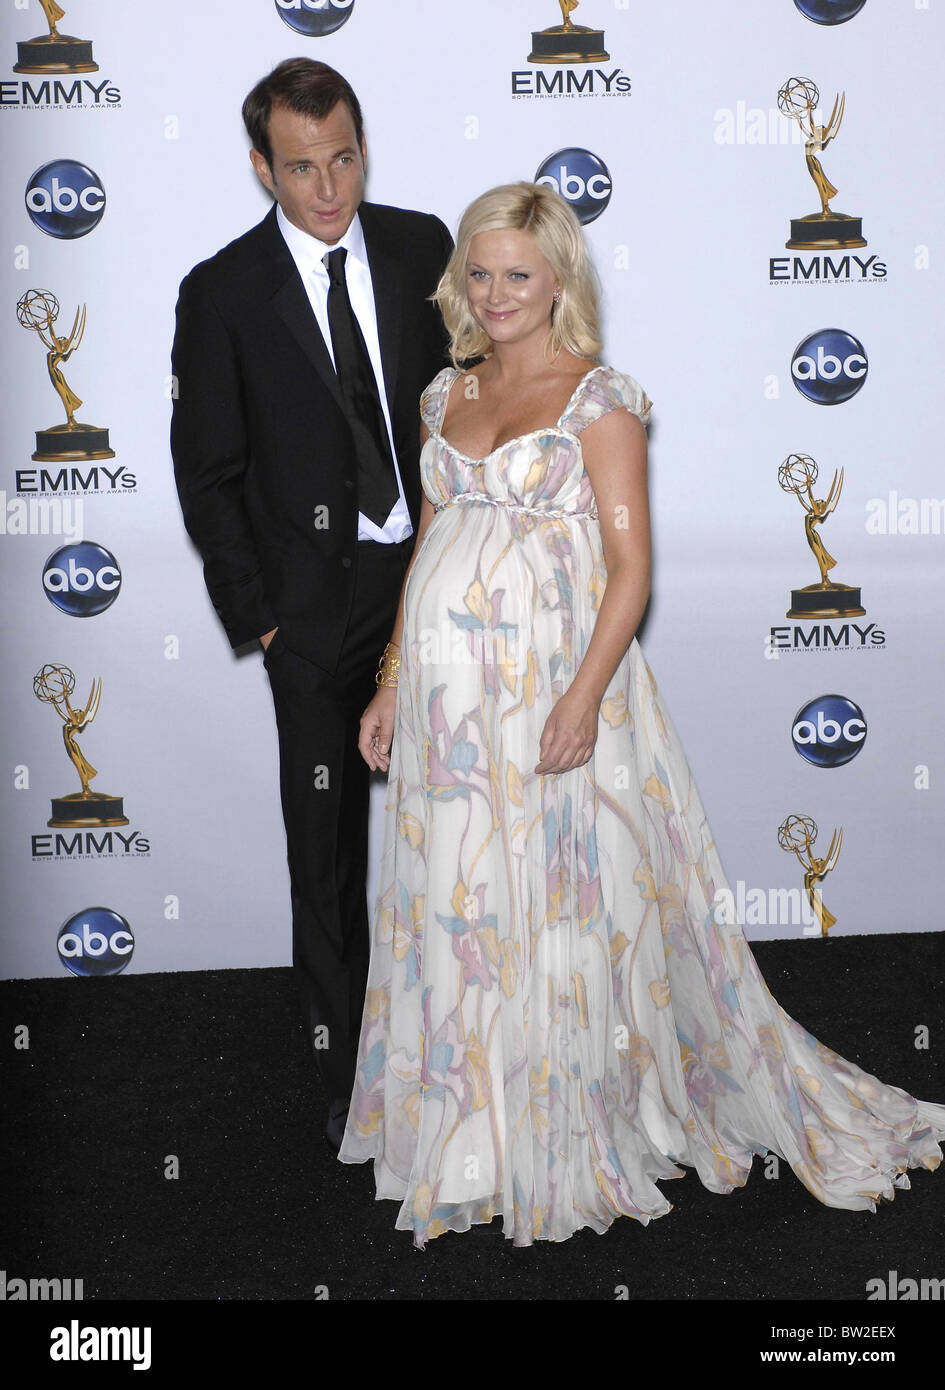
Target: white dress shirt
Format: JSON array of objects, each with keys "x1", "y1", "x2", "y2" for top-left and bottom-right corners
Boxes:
[{"x1": 276, "y1": 205, "x2": 413, "y2": 543}]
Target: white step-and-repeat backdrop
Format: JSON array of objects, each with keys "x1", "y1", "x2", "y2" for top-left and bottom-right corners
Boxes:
[{"x1": 2, "y1": 0, "x2": 943, "y2": 978}]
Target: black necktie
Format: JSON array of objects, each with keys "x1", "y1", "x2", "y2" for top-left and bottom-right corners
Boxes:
[{"x1": 323, "y1": 247, "x2": 399, "y2": 527}]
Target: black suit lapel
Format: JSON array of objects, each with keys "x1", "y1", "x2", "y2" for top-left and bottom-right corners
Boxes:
[
  {"x1": 360, "y1": 204, "x2": 403, "y2": 418},
  {"x1": 256, "y1": 207, "x2": 346, "y2": 416}
]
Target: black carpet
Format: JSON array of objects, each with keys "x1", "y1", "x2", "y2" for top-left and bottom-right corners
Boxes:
[{"x1": 2, "y1": 933, "x2": 943, "y2": 1320}]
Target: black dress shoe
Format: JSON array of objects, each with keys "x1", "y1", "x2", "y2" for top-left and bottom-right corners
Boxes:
[{"x1": 325, "y1": 1098, "x2": 349, "y2": 1155}]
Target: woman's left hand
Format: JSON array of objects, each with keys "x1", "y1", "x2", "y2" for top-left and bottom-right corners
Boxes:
[{"x1": 535, "y1": 687, "x2": 600, "y2": 774}]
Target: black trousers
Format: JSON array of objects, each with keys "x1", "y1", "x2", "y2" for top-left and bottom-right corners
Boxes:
[{"x1": 264, "y1": 536, "x2": 412, "y2": 1106}]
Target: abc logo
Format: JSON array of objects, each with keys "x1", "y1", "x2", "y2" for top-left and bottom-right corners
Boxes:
[
  {"x1": 58, "y1": 908, "x2": 134, "y2": 977},
  {"x1": 43, "y1": 541, "x2": 121, "y2": 617},
  {"x1": 793, "y1": 0, "x2": 867, "y2": 25},
  {"x1": 791, "y1": 328, "x2": 868, "y2": 405},
  {"x1": 274, "y1": 0, "x2": 355, "y2": 36},
  {"x1": 792, "y1": 694, "x2": 867, "y2": 768},
  {"x1": 535, "y1": 149, "x2": 612, "y2": 225},
  {"x1": 25, "y1": 160, "x2": 106, "y2": 240}
]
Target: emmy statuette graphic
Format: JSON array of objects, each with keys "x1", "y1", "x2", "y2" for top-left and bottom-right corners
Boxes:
[
  {"x1": 528, "y1": 0, "x2": 609, "y2": 64},
  {"x1": 17, "y1": 289, "x2": 115, "y2": 463},
  {"x1": 33, "y1": 664, "x2": 128, "y2": 827},
  {"x1": 777, "y1": 77, "x2": 866, "y2": 249},
  {"x1": 14, "y1": 0, "x2": 99, "y2": 74},
  {"x1": 778, "y1": 453, "x2": 864, "y2": 618},
  {"x1": 778, "y1": 815, "x2": 843, "y2": 937}
]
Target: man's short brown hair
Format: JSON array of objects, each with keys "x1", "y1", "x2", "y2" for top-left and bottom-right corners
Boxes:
[{"x1": 242, "y1": 58, "x2": 364, "y2": 168}]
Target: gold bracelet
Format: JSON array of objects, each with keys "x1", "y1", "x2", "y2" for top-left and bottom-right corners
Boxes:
[{"x1": 376, "y1": 640, "x2": 401, "y2": 688}]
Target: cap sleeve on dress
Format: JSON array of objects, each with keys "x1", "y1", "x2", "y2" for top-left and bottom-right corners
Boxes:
[
  {"x1": 420, "y1": 367, "x2": 459, "y2": 435},
  {"x1": 562, "y1": 365, "x2": 653, "y2": 434}
]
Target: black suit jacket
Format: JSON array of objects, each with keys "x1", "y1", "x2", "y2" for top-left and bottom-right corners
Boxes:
[{"x1": 170, "y1": 201, "x2": 453, "y2": 672}]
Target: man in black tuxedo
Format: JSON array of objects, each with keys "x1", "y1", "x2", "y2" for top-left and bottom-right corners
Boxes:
[{"x1": 170, "y1": 59, "x2": 452, "y2": 1151}]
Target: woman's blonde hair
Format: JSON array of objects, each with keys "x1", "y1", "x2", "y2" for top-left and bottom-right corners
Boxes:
[{"x1": 434, "y1": 181, "x2": 602, "y2": 366}]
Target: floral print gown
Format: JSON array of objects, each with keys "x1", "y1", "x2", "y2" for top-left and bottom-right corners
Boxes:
[{"x1": 338, "y1": 365, "x2": 945, "y2": 1246}]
